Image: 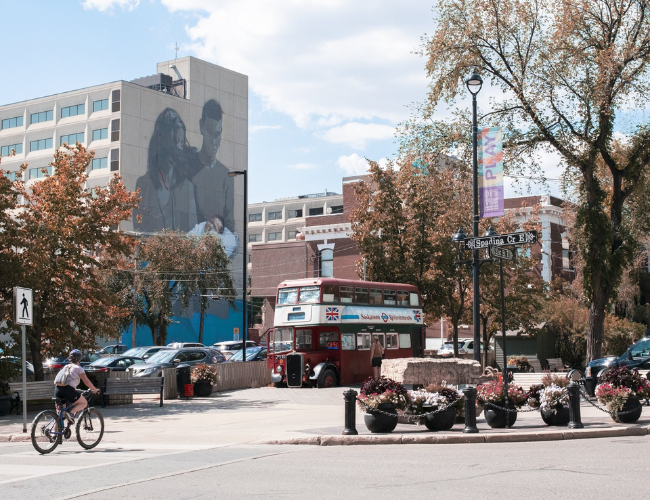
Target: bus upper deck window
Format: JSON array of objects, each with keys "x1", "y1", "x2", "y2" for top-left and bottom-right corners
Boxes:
[
  {"x1": 322, "y1": 284, "x2": 339, "y2": 303},
  {"x1": 409, "y1": 292, "x2": 420, "y2": 307},
  {"x1": 278, "y1": 287, "x2": 298, "y2": 304},
  {"x1": 396, "y1": 290, "x2": 409, "y2": 306},
  {"x1": 369, "y1": 288, "x2": 382, "y2": 305},
  {"x1": 355, "y1": 287, "x2": 369, "y2": 304},
  {"x1": 340, "y1": 286, "x2": 354, "y2": 303},
  {"x1": 383, "y1": 289, "x2": 396, "y2": 305},
  {"x1": 299, "y1": 286, "x2": 320, "y2": 303}
]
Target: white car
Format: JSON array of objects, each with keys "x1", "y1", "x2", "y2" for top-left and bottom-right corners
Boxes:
[
  {"x1": 213, "y1": 341, "x2": 258, "y2": 359},
  {"x1": 437, "y1": 339, "x2": 488, "y2": 357}
]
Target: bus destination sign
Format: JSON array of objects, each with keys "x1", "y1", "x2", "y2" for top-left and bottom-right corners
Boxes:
[{"x1": 463, "y1": 230, "x2": 537, "y2": 250}]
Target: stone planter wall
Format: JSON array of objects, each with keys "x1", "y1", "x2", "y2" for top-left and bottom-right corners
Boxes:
[{"x1": 382, "y1": 358, "x2": 484, "y2": 386}]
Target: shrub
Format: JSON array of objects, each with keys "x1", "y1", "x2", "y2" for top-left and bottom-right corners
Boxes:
[
  {"x1": 525, "y1": 384, "x2": 545, "y2": 409},
  {"x1": 599, "y1": 366, "x2": 650, "y2": 398},
  {"x1": 358, "y1": 377, "x2": 409, "y2": 411},
  {"x1": 407, "y1": 383, "x2": 462, "y2": 415},
  {"x1": 541, "y1": 373, "x2": 569, "y2": 388},
  {"x1": 191, "y1": 363, "x2": 218, "y2": 385},
  {"x1": 538, "y1": 384, "x2": 569, "y2": 413},
  {"x1": 476, "y1": 380, "x2": 527, "y2": 407}
]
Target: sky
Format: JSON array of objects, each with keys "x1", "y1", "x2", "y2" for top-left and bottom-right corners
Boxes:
[{"x1": 1, "y1": 0, "x2": 564, "y2": 204}]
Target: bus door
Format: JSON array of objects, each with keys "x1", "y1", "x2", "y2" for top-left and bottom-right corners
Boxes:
[{"x1": 412, "y1": 326, "x2": 424, "y2": 357}]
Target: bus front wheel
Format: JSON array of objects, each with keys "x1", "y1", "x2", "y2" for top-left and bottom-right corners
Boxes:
[{"x1": 317, "y1": 369, "x2": 338, "y2": 388}]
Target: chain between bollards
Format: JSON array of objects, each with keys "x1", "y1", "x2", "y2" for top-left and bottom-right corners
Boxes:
[
  {"x1": 463, "y1": 386, "x2": 479, "y2": 433},
  {"x1": 567, "y1": 381, "x2": 584, "y2": 429},
  {"x1": 343, "y1": 389, "x2": 358, "y2": 435}
]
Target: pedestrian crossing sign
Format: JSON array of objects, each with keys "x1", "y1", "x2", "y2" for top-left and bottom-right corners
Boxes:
[{"x1": 13, "y1": 287, "x2": 33, "y2": 326}]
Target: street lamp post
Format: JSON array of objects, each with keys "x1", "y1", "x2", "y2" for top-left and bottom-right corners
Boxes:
[
  {"x1": 466, "y1": 71, "x2": 483, "y2": 363},
  {"x1": 229, "y1": 170, "x2": 248, "y2": 362}
]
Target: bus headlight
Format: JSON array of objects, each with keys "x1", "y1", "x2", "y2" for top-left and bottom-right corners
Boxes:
[
  {"x1": 304, "y1": 363, "x2": 310, "y2": 373},
  {"x1": 276, "y1": 365, "x2": 283, "y2": 373}
]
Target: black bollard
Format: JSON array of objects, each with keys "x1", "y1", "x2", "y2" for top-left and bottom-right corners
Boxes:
[
  {"x1": 567, "y1": 382, "x2": 584, "y2": 429},
  {"x1": 343, "y1": 389, "x2": 359, "y2": 435},
  {"x1": 463, "y1": 386, "x2": 479, "y2": 434}
]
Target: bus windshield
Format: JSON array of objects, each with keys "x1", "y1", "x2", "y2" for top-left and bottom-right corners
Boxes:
[
  {"x1": 298, "y1": 286, "x2": 320, "y2": 303},
  {"x1": 278, "y1": 288, "x2": 298, "y2": 304},
  {"x1": 272, "y1": 327, "x2": 293, "y2": 353}
]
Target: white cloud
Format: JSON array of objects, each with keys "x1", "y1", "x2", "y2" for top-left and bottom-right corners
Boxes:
[
  {"x1": 82, "y1": 0, "x2": 139, "y2": 11},
  {"x1": 337, "y1": 153, "x2": 389, "y2": 175},
  {"x1": 323, "y1": 122, "x2": 395, "y2": 149},
  {"x1": 288, "y1": 163, "x2": 318, "y2": 170},
  {"x1": 250, "y1": 125, "x2": 281, "y2": 133}
]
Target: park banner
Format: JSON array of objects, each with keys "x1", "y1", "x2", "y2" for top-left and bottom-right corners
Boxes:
[{"x1": 478, "y1": 126, "x2": 504, "y2": 218}]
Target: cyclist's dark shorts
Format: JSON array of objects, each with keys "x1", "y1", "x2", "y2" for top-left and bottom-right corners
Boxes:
[{"x1": 54, "y1": 385, "x2": 81, "y2": 404}]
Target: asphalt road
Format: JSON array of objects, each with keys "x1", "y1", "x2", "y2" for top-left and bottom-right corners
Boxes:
[{"x1": 2, "y1": 435, "x2": 648, "y2": 500}]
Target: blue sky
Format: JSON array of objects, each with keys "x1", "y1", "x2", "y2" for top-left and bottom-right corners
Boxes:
[{"x1": 2, "y1": 0, "x2": 563, "y2": 203}]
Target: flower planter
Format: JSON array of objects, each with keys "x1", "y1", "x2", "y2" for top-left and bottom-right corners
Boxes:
[
  {"x1": 364, "y1": 403, "x2": 398, "y2": 433},
  {"x1": 540, "y1": 406, "x2": 570, "y2": 426},
  {"x1": 484, "y1": 401, "x2": 518, "y2": 428},
  {"x1": 613, "y1": 395, "x2": 642, "y2": 424},
  {"x1": 193, "y1": 381, "x2": 213, "y2": 397},
  {"x1": 424, "y1": 407, "x2": 456, "y2": 431}
]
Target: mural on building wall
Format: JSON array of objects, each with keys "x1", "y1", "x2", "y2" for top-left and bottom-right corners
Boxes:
[{"x1": 134, "y1": 99, "x2": 238, "y2": 257}]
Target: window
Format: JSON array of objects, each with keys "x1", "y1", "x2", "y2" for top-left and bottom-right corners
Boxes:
[
  {"x1": 369, "y1": 288, "x2": 383, "y2": 305},
  {"x1": 93, "y1": 99, "x2": 109, "y2": 112},
  {"x1": 355, "y1": 287, "x2": 369, "y2": 304},
  {"x1": 1, "y1": 143, "x2": 23, "y2": 156},
  {"x1": 249, "y1": 233, "x2": 262, "y2": 242},
  {"x1": 322, "y1": 284, "x2": 339, "y2": 303},
  {"x1": 371, "y1": 333, "x2": 385, "y2": 348},
  {"x1": 92, "y1": 128, "x2": 108, "y2": 141},
  {"x1": 386, "y1": 333, "x2": 399, "y2": 349},
  {"x1": 399, "y1": 333, "x2": 411, "y2": 349},
  {"x1": 298, "y1": 286, "x2": 320, "y2": 303},
  {"x1": 357, "y1": 333, "x2": 371, "y2": 350},
  {"x1": 248, "y1": 254, "x2": 252, "y2": 263},
  {"x1": 288, "y1": 230, "x2": 298, "y2": 240},
  {"x1": 341, "y1": 333, "x2": 355, "y2": 350},
  {"x1": 60, "y1": 132, "x2": 84, "y2": 146},
  {"x1": 268, "y1": 211, "x2": 282, "y2": 220},
  {"x1": 562, "y1": 233, "x2": 573, "y2": 270},
  {"x1": 111, "y1": 89, "x2": 120, "y2": 112},
  {"x1": 319, "y1": 332, "x2": 338, "y2": 350},
  {"x1": 330, "y1": 205, "x2": 344, "y2": 214},
  {"x1": 29, "y1": 166, "x2": 52, "y2": 179},
  {"x1": 278, "y1": 287, "x2": 298, "y2": 304},
  {"x1": 61, "y1": 104, "x2": 85, "y2": 118},
  {"x1": 295, "y1": 330, "x2": 312, "y2": 350},
  {"x1": 4, "y1": 171, "x2": 19, "y2": 181},
  {"x1": 30, "y1": 138, "x2": 53, "y2": 151},
  {"x1": 2, "y1": 116, "x2": 23, "y2": 129},
  {"x1": 92, "y1": 157, "x2": 108, "y2": 170},
  {"x1": 288, "y1": 209, "x2": 302, "y2": 218},
  {"x1": 111, "y1": 119, "x2": 120, "y2": 141},
  {"x1": 272, "y1": 327, "x2": 293, "y2": 353},
  {"x1": 340, "y1": 286, "x2": 354, "y2": 303},
  {"x1": 383, "y1": 289, "x2": 396, "y2": 305},
  {"x1": 320, "y1": 248, "x2": 333, "y2": 277},
  {"x1": 410, "y1": 292, "x2": 420, "y2": 306},
  {"x1": 309, "y1": 207, "x2": 323, "y2": 216},
  {"x1": 268, "y1": 232, "x2": 282, "y2": 241},
  {"x1": 30, "y1": 110, "x2": 53, "y2": 124},
  {"x1": 249, "y1": 213, "x2": 262, "y2": 222},
  {"x1": 396, "y1": 290, "x2": 409, "y2": 306},
  {"x1": 110, "y1": 149, "x2": 119, "y2": 171}
]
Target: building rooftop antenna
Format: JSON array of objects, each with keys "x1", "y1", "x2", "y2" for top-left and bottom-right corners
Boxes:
[{"x1": 175, "y1": 42, "x2": 179, "y2": 61}]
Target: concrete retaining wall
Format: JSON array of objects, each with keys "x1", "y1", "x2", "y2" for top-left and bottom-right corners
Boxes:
[{"x1": 382, "y1": 358, "x2": 483, "y2": 386}]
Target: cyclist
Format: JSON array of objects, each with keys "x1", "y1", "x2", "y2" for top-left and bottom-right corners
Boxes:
[{"x1": 53, "y1": 349, "x2": 99, "y2": 422}]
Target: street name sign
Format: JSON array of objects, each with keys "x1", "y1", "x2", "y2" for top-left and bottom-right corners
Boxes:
[
  {"x1": 463, "y1": 230, "x2": 537, "y2": 250},
  {"x1": 490, "y1": 246, "x2": 514, "y2": 261}
]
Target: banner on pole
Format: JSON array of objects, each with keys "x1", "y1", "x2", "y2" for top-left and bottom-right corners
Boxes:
[{"x1": 478, "y1": 127, "x2": 504, "y2": 218}]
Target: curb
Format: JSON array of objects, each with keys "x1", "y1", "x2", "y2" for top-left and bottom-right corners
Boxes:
[{"x1": 260, "y1": 425, "x2": 650, "y2": 446}]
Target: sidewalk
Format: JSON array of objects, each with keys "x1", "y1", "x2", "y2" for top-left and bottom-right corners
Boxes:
[{"x1": 1, "y1": 386, "x2": 648, "y2": 446}]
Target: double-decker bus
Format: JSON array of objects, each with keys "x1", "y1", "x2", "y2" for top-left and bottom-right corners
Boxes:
[{"x1": 268, "y1": 278, "x2": 424, "y2": 388}]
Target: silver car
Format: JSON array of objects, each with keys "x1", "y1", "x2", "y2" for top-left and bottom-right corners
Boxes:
[{"x1": 128, "y1": 348, "x2": 226, "y2": 377}]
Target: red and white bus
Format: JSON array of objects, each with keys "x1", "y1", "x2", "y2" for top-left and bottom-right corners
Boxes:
[{"x1": 268, "y1": 278, "x2": 425, "y2": 387}]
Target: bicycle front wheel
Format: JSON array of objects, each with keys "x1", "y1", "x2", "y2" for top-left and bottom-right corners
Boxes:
[
  {"x1": 76, "y1": 408, "x2": 104, "y2": 449},
  {"x1": 31, "y1": 410, "x2": 61, "y2": 454}
]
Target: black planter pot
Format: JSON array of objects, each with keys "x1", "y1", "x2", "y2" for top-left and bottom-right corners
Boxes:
[
  {"x1": 424, "y1": 407, "x2": 456, "y2": 431},
  {"x1": 364, "y1": 403, "x2": 398, "y2": 433},
  {"x1": 613, "y1": 395, "x2": 642, "y2": 424},
  {"x1": 540, "y1": 405, "x2": 571, "y2": 426},
  {"x1": 193, "y1": 381, "x2": 213, "y2": 397},
  {"x1": 0, "y1": 395, "x2": 12, "y2": 417},
  {"x1": 484, "y1": 401, "x2": 518, "y2": 428}
]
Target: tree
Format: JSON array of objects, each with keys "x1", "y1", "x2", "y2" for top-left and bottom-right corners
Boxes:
[
  {"x1": 0, "y1": 145, "x2": 139, "y2": 380},
  {"x1": 420, "y1": 0, "x2": 650, "y2": 361}
]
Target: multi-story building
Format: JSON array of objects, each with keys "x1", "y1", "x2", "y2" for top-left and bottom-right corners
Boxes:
[{"x1": 0, "y1": 56, "x2": 248, "y2": 346}]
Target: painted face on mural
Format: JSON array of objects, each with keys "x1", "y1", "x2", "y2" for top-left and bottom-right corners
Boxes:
[{"x1": 200, "y1": 116, "x2": 222, "y2": 164}]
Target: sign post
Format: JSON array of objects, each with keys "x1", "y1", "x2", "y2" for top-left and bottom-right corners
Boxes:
[{"x1": 14, "y1": 287, "x2": 33, "y2": 433}]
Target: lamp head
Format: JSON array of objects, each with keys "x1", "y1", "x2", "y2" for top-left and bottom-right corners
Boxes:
[
  {"x1": 452, "y1": 227, "x2": 468, "y2": 243},
  {"x1": 484, "y1": 226, "x2": 499, "y2": 237},
  {"x1": 465, "y1": 71, "x2": 483, "y2": 95}
]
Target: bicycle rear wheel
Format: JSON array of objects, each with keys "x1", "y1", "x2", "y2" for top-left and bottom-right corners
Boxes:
[
  {"x1": 31, "y1": 410, "x2": 61, "y2": 454},
  {"x1": 76, "y1": 408, "x2": 104, "y2": 449}
]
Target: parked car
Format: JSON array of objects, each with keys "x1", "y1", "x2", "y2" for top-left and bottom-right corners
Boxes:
[
  {"x1": 437, "y1": 339, "x2": 489, "y2": 358},
  {"x1": 227, "y1": 346, "x2": 268, "y2": 362},
  {"x1": 85, "y1": 356, "x2": 146, "y2": 373},
  {"x1": 166, "y1": 342, "x2": 205, "y2": 349},
  {"x1": 213, "y1": 341, "x2": 258, "y2": 359},
  {"x1": 43, "y1": 351, "x2": 94, "y2": 372},
  {"x1": 585, "y1": 336, "x2": 650, "y2": 394},
  {"x1": 128, "y1": 347, "x2": 227, "y2": 378},
  {"x1": 0, "y1": 356, "x2": 34, "y2": 375},
  {"x1": 94, "y1": 344, "x2": 128, "y2": 356},
  {"x1": 122, "y1": 346, "x2": 172, "y2": 360}
]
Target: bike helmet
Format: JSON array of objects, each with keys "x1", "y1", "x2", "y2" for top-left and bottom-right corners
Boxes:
[{"x1": 68, "y1": 349, "x2": 82, "y2": 362}]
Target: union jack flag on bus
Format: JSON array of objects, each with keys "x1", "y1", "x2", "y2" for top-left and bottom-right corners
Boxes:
[
  {"x1": 325, "y1": 307, "x2": 339, "y2": 321},
  {"x1": 413, "y1": 310, "x2": 421, "y2": 322}
]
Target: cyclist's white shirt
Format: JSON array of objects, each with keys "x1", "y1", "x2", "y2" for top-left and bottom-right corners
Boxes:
[{"x1": 66, "y1": 364, "x2": 85, "y2": 388}]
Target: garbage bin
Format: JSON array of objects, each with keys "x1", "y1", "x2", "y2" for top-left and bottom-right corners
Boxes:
[{"x1": 176, "y1": 363, "x2": 193, "y2": 398}]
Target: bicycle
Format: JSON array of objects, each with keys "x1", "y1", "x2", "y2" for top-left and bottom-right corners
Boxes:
[{"x1": 30, "y1": 389, "x2": 104, "y2": 454}]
